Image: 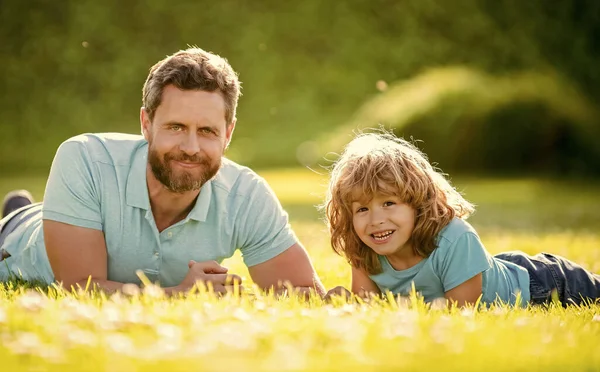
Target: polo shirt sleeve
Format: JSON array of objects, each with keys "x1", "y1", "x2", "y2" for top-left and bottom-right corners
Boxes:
[
  {"x1": 236, "y1": 177, "x2": 298, "y2": 267},
  {"x1": 433, "y1": 232, "x2": 491, "y2": 292},
  {"x1": 42, "y1": 138, "x2": 103, "y2": 230}
]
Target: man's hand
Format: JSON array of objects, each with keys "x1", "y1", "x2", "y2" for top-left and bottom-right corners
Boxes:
[{"x1": 175, "y1": 260, "x2": 243, "y2": 295}]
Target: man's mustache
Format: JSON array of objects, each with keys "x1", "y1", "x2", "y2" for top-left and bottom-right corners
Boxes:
[{"x1": 164, "y1": 152, "x2": 209, "y2": 164}]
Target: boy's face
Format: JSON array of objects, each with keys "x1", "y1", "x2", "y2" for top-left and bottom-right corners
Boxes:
[{"x1": 351, "y1": 193, "x2": 416, "y2": 263}]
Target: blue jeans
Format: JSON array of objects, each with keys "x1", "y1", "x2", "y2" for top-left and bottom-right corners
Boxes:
[
  {"x1": 0, "y1": 204, "x2": 38, "y2": 261},
  {"x1": 495, "y1": 251, "x2": 600, "y2": 307}
]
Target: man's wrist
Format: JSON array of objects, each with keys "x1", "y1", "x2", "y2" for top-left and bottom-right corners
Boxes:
[{"x1": 164, "y1": 285, "x2": 184, "y2": 296}]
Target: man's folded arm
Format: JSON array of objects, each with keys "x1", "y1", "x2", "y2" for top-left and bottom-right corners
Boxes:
[
  {"x1": 43, "y1": 219, "x2": 180, "y2": 295},
  {"x1": 248, "y1": 242, "x2": 325, "y2": 296}
]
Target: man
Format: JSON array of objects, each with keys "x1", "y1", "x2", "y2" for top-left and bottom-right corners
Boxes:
[{"x1": 0, "y1": 48, "x2": 324, "y2": 296}]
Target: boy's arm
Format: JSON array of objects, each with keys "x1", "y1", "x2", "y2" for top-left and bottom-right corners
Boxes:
[
  {"x1": 325, "y1": 265, "x2": 381, "y2": 300},
  {"x1": 351, "y1": 266, "x2": 381, "y2": 298},
  {"x1": 444, "y1": 272, "x2": 482, "y2": 307},
  {"x1": 436, "y1": 231, "x2": 490, "y2": 307}
]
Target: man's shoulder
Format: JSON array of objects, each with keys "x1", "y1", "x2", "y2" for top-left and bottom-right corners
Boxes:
[
  {"x1": 62, "y1": 132, "x2": 145, "y2": 150},
  {"x1": 59, "y1": 132, "x2": 146, "y2": 165},
  {"x1": 212, "y1": 158, "x2": 270, "y2": 198}
]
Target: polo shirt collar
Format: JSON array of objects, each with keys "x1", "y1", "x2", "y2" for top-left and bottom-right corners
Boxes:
[
  {"x1": 126, "y1": 144, "x2": 212, "y2": 222},
  {"x1": 187, "y1": 181, "x2": 212, "y2": 222},
  {"x1": 126, "y1": 144, "x2": 151, "y2": 210}
]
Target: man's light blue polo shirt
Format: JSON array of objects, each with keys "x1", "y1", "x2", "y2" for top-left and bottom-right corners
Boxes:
[{"x1": 0, "y1": 133, "x2": 298, "y2": 286}]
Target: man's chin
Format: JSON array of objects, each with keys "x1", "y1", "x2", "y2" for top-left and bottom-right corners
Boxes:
[
  {"x1": 166, "y1": 180, "x2": 203, "y2": 193},
  {"x1": 171, "y1": 167, "x2": 202, "y2": 178},
  {"x1": 157, "y1": 159, "x2": 220, "y2": 192},
  {"x1": 167, "y1": 171, "x2": 216, "y2": 193}
]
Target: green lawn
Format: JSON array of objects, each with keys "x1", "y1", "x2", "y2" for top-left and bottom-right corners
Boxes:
[{"x1": 1, "y1": 169, "x2": 600, "y2": 371}]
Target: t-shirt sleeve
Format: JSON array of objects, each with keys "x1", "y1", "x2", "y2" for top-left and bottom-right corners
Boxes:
[
  {"x1": 236, "y1": 177, "x2": 298, "y2": 267},
  {"x1": 42, "y1": 139, "x2": 103, "y2": 230},
  {"x1": 434, "y1": 232, "x2": 492, "y2": 292}
]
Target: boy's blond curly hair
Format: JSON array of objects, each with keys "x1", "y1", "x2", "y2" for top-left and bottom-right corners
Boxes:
[{"x1": 324, "y1": 131, "x2": 474, "y2": 275}]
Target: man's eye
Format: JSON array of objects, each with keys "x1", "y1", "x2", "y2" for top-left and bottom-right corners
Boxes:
[
  {"x1": 170, "y1": 125, "x2": 183, "y2": 131},
  {"x1": 200, "y1": 128, "x2": 213, "y2": 134}
]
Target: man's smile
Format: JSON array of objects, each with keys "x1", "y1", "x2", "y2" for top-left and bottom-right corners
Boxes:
[{"x1": 173, "y1": 160, "x2": 203, "y2": 169}]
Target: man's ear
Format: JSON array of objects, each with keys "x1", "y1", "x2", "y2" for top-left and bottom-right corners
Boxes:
[
  {"x1": 225, "y1": 119, "x2": 236, "y2": 149},
  {"x1": 140, "y1": 107, "x2": 151, "y2": 141}
]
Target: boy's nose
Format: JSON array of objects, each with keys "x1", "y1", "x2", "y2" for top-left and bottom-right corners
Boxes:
[{"x1": 369, "y1": 211, "x2": 386, "y2": 225}]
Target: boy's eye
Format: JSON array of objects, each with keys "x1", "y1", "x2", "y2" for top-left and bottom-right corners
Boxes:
[
  {"x1": 383, "y1": 201, "x2": 395, "y2": 207},
  {"x1": 355, "y1": 207, "x2": 368, "y2": 213}
]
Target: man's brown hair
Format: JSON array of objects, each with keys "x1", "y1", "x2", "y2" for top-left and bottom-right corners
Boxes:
[{"x1": 142, "y1": 47, "x2": 241, "y2": 124}]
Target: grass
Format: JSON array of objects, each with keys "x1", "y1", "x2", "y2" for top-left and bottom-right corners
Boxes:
[{"x1": 1, "y1": 169, "x2": 600, "y2": 371}]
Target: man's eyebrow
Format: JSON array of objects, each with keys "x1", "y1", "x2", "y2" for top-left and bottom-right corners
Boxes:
[
  {"x1": 161, "y1": 122, "x2": 221, "y2": 134},
  {"x1": 162, "y1": 121, "x2": 185, "y2": 126},
  {"x1": 198, "y1": 125, "x2": 220, "y2": 134}
]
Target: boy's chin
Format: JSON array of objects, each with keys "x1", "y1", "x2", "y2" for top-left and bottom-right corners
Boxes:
[{"x1": 369, "y1": 246, "x2": 397, "y2": 256}]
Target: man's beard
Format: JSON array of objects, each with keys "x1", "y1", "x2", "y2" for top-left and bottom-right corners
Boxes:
[{"x1": 148, "y1": 146, "x2": 221, "y2": 193}]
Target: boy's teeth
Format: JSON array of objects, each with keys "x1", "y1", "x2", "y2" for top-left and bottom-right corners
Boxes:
[{"x1": 373, "y1": 230, "x2": 393, "y2": 240}]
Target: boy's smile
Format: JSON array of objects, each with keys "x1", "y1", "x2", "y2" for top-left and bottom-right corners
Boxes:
[
  {"x1": 371, "y1": 229, "x2": 395, "y2": 242},
  {"x1": 351, "y1": 193, "x2": 417, "y2": 264}
]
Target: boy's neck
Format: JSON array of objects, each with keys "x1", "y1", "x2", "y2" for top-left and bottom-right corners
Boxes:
[{"x1": 386, "y1": 247, "x2": 423, "y2": 271}]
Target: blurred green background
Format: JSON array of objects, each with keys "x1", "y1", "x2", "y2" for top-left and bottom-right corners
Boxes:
[{"x1": 1, "y1": 0, "x2": 599, "y2": 176}]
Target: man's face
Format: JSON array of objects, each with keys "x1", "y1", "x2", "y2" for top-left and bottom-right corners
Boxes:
[{"x1": 141, "y1": 85, "x2": 235, "y2": 193}]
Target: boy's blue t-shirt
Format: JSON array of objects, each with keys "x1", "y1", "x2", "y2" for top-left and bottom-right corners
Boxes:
[{"x1": 369, "y1": 218, "x2": 531, "y2": 306}]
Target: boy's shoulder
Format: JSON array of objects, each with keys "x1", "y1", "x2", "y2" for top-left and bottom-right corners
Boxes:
[
  {"x1": 429, "y1": 218, "x2": 487, "y2": 270},
  {"x1": 437, "y1": 217, "x2": 479, "y2": 246}
]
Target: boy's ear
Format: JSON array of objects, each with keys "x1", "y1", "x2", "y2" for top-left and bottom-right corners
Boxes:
[{"x1": 140, "y1": 107, "x2": 151, "y2": 141}]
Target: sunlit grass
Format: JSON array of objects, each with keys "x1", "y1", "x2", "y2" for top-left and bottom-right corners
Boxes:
[
  {"x1": 1, "y1": 286, "x2": 599, "y2": 371},
  {"x1": 1, "y1": 170, "x2": 600, "y2": 371}
]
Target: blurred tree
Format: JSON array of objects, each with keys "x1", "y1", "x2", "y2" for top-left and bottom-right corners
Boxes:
[
  {"x1": 0, "y1": 0, "x2": 598, "y2": 175},
  {"x1": 320, "y1": 67, "x2": 600, "y2": 176}
]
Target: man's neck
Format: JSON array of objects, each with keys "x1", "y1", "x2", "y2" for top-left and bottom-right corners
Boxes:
[{"x1": 146, "y1": 168, "x2": 200, "y2": 232}]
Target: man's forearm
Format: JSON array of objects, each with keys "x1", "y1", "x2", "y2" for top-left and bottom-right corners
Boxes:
[
  {"x1": 273, "y1": 278, "x2": 326, "y2": 299},
  {"x1": 312, "y1": 278, "x2": 326, "y2": 297},
  {"x1": 69, "y1": 278, "x2": 132, "y2": 294},
  {"x1": 70, "y1": 278, "x2": 186, "y2": 297}
]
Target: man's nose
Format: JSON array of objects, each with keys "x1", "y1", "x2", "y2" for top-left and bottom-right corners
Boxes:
[{"x1": 180, "y1": 133, "x2": 200, "y2": 156}]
